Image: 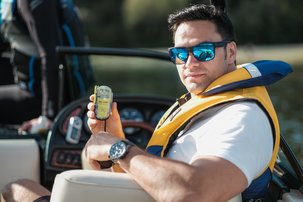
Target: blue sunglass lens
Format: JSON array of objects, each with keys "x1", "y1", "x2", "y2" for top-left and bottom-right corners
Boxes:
[
  {"x1": 177, "y1": 51, "x2": 188, "y2": 61},
  {"x1": 170, "y1": 48, "x2": 188, "y2": 64},
  {"x1": 193, "y1": 44, "x2": 215, "y2": 62},
  {"x1": 193, "y1": 48, "x2": 215, "y2": 61}
]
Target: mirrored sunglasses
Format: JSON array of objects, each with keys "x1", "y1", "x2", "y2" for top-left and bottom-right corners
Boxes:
[{"x1": 168, "y1": 41, "x2": 230, "y2": 64}]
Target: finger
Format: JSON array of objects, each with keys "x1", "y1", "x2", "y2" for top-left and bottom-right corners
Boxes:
[
  {"x1": 87, "y1": 102, "x2": 95, "y2": 111},
  {"x1": 87, "y1": 118, "x2": 104, "y2": 133},
  {"x1": 87, "y1": 117, "x2": 100, "y2": 126},
  {"x1": 112, "y1": 102, "x2": 117, "y2": 113},
  {"x1": 111, "y1": 102, "x2": 121, "y2": 122},
  {"x1": 88, "y1": 159, "x2": 101, "y2": 170},
  {"x1": 89, "y1": 94, "x2": 95, "y2": 102},
  {"x1": 112, "y1": 102, "x2": 120, "y2": 116},
  {"x1": 87, "y1": 110, "x2": 96, "y2": 119}
]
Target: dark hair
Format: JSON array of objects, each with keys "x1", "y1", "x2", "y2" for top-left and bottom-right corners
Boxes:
[{"x1": 168, "y1": 4, "x2": 235, "y2": 42}]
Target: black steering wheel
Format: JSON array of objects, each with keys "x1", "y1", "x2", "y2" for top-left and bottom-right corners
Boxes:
[{"x1": 43, "y1": 95, "x2": 173, "y2": 189}]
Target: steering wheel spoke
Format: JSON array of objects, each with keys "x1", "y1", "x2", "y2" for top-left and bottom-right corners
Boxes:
[{"x1": 122, "y1": 120, "x2": 154, "y2": 149}]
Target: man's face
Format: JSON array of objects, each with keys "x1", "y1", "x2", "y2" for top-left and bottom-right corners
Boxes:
[{"x1": 174, "y1": 20, "x2": 236, "y2": 95}]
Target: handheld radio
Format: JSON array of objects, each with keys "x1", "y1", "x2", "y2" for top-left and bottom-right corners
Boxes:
[{"x1": 94, "y1": 85, "x2": 113, "y2": 120}]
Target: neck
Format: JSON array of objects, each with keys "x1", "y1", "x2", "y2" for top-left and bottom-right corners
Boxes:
[{"x1": 227, "y1": 63, "x2": 237, "y2": 73}]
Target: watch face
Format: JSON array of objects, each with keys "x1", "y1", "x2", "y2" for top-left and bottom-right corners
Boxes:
[{"x1": 110, "y1": 141, "x2": 127, "y2": 160}]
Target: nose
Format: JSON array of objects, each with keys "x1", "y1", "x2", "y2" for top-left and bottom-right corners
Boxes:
[{"x1": 184, "y1": 52, "x2": 199, "y2": 69}]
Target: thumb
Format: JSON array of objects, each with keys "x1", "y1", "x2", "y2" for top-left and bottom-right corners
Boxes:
[{"x1": 111, "y1": 102, "x2": 121, "y2": 121}]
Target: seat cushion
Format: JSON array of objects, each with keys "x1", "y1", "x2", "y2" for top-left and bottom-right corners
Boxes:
[{"x1": 0, "y1": 139, "x2": 40, "y2": 190}]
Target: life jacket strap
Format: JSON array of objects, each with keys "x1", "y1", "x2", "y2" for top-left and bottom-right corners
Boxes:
[{"x1": 242, "y1": 168, "x2": 272, "y2": 200}]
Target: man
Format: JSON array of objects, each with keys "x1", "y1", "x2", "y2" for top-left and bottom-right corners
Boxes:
[
  {"x1": 83, "y1": 4, "x2": 281, "y2": 202},
  {"x1": 1, "y1": 4, "x2": 286, "y2": 202},
  {"x1": 0, "y1": 0, "x2": 93, "y2": 131}
]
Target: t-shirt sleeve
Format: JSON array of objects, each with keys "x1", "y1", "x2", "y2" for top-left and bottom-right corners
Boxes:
[{"x1": 189, "y1": 102, "x2": 274, "y2": 185}]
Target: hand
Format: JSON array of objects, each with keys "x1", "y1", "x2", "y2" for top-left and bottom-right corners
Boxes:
[
  {"x1": 84, "y1": 131, "x2": 120, "y2": 170},
  {"x1": 87, "y1": 94, "x2": 125, "y2": 138},
  {"x1": 18, "y1": 115, "x2": 52, "y2": 134}
]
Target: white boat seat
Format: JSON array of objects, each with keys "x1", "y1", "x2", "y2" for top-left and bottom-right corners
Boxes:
[
  {"x1": 50, "y1": 170, "x2": 154, "y2": 202},
  {"x1": 0, "y1": 139, "x2": 40, "y2": 190},
  {"x1": 50, "y1": 169, "x2": 242, "y2": 202}
]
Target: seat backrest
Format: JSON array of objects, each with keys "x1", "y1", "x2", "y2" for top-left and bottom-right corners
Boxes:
[
  {"x1": 50, "y1": 170, "x2": 154, "y2": 202},
  {"x1": 50, "y1": 169, "x2": 242, "y2": 202},
  {"x1": 0, "y1": 139, "x2": 40, "y2": 190}
]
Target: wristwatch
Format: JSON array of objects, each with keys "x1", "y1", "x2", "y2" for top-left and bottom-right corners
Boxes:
[{"x1": 109, "y1": 140, "x2": 134, "y2": 164}]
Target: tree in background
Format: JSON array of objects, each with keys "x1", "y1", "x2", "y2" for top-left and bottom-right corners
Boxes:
[
  {"x1": 229, "y1": 0, "x2": 303, "y2": 44},
  {"x1": 74, "y1": 0, "x2": 126, "y2": 47},
  {"x1": 122, "y1": 0, "x2": 189, "y2": 47},
  {"x1": 74, "y1": 0, "x2": 303, "y2": 47}
]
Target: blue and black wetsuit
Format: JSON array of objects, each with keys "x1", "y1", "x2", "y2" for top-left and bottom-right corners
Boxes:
[{"x1": 0, "y1": 0, "x2": 94, "y2": 124}]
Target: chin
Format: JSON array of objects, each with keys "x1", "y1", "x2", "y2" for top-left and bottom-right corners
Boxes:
[
  {"x1": 186, "y1": 84, "x2": 204, "y2": 95},
  {"x1": 187, "y1": 88, "x2": 204, "y2": 95}
]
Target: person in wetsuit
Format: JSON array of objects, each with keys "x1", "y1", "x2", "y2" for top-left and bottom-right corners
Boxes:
[{"x1": 0, "y1": 0, "x2": 94, "y2": 130}]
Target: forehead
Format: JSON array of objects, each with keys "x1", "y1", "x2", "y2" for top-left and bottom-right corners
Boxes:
[{"x1": 174, "y1": 20, "x2": 222, "y2": 47}]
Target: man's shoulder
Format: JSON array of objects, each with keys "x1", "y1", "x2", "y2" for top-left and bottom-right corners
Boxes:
[
  {"x1": 184, "y1": 100, "x2": 269, "y2": 136},
  {"x1": 215, "y1": 101, "x2": 267, "y2": 119},
  {"x1": 221, "y1": 100, "x2": 262, "y2": 109},
  {"x1": 196, "y1": 100, "x2": 264, "y2": 120}
]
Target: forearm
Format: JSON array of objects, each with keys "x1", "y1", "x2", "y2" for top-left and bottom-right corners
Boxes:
[
  {"x1": 117, "y1": 146, "x2": 203, "y2": 202},
  {"x1": 85, "y1": 132, "x2": 247, "y2": 201},
  {"x1": 116, "y1": 145, "x2": 247, "y2": 202}
]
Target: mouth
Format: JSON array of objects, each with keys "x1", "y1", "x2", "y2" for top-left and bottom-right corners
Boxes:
[{"x1": 185, "y1": 73, "x2": 205, "y2": 80}]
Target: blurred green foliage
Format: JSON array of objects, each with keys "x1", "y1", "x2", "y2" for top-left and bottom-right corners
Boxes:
[
  {"x1": 74, "y1": 0, "x2": 303, "y2": 47},
  {"x1": 229, "y1": 0, "x2": 303, "y2": 44},
  {"x1": 122, "y1": 0, "x2": 186, "y2": 47}
]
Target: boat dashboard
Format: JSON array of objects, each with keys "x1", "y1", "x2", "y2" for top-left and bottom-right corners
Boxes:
[{"x1": 43, "y1": 94, "x2": 174, "y2": 188}]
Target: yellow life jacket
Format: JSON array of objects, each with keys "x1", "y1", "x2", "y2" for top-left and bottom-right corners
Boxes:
[
  {"x1": 145, "y1": 61, "x2": 292, "y2": 199},
  {"x1": 146, "y1": 66, "x2": 280, "y2": 171}
]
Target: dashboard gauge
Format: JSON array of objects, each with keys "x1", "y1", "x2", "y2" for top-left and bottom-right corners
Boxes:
[
  {"x1": 120, "y1": 107, "x2": 144, "y2": 134},
  {"x1": 150, "y1": 110, "x2": 166, "y2": 127},
  {"x1": 120, "y1": 107, "x2": 144, "y2": 122}
]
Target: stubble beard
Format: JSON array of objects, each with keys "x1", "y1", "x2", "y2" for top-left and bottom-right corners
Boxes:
[{"x1": 186, "y1": 81, "x2": 206, "y2": 95}]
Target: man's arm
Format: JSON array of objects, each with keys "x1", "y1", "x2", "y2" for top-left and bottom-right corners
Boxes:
[
  {"x1": 85, "y1": 95, "x2": 248, "y2": 201},
  {"x1": 1, "y1": 179, "x2": 51, "y2": 202},
  {"x1": 85, "y1": 132, "x2": 247, "y2": 202},
  {"x1": 120, "y1": 146, "x2": 247, "y2": 202}
]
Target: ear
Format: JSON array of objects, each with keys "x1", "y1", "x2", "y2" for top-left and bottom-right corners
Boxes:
[{"x1": 226, "y1": 41, "x2": 237, "y2": 65}]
